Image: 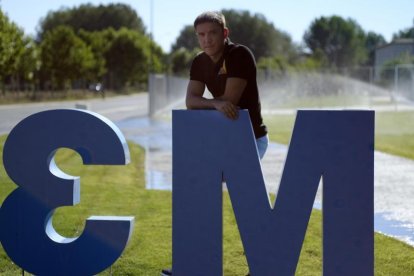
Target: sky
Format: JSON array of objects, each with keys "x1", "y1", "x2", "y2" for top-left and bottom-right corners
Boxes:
[{"x1": 2, "y1": 0, "x2": 414, "y2": 52}]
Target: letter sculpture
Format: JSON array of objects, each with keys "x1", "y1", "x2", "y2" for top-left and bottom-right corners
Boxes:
[
  {"x1": 173, "y1": 110, "x2": 374, "y2": 276},
  {"x1": 0, "y1": 109, "x2": 134, "y2": 275}
]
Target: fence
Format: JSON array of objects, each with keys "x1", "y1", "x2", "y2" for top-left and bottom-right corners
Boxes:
[{"x1": 378, "y1": 64, "x2": 414, "y2": 101}]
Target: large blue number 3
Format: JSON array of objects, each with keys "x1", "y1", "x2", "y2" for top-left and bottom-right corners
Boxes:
[{"x1": 0, "y1": 109, "x2": 134, "y2": 275}]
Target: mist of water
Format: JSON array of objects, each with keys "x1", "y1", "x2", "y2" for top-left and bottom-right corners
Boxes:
[
  {"x1": 258, "y1": 71, "x2": 395, "y2": 110},
  {"x1": 144, "y1": 71, "x2": 414, "y2": 247}
]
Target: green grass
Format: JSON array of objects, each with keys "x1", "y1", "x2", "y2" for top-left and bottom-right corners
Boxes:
[
  {"x1": 267, "y1": 94, "x2": 373, "y2": 109},
  {"x1": 0, "y1": 137, "x2": 172, "y2": 275},
  {"x1": 0, "y1": 89, "x2": 142, "y2": 105},
  {"x1": 1, "y1": 130, "x2": 414, "y2": 275},
  {"x1": 375, "y1": 111, "x2": 414, "y2": 160},
  {"x1": 264, "y1": 110, "x2": 414, "y2": 160}
]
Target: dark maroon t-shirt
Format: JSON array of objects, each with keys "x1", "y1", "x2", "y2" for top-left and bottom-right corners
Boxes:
[{"x1": 190, "y1": 40, "x2": 267, "y2": 138}]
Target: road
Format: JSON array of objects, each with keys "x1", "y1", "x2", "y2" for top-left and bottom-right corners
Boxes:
[{"x1": 0, "y1": 93, "x2": 149, "y2": 135}]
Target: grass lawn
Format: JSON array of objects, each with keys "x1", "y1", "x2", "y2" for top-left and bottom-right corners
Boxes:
[
  {"x1": 1, "y1": 119, "x2": 414, "y2": 275},
  {"x1": 375, "y1": 111, "x2": 414, "y2": 160},
  {"x1": 263, "y1": 94, "x2": 373, "y2": 109},
  {"x1": 264, "y1": 110, "x2": 414, "y2": 160},
  {"x1": 0, "y1": 89, "x2": 143, "y2": 105}
]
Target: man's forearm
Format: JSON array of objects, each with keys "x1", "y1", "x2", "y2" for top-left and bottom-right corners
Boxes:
[
  {"x1": 186, "y1": 95, "x2": 220, "y2": 110},
  {"x1": 186, "y1": 94, "x2": 239, "y2": 120}
]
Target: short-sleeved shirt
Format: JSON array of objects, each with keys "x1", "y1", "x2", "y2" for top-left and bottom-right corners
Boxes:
[{"x1": 190, "y1": 40, "x2": 267, "y2": 138}]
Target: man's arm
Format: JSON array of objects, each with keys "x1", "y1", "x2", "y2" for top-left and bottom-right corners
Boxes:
[
  {"x1": 218, "y1": 77, "x2": 246, "y2": 104},
  {"x1": 185, "y1": 80, "x2": 210, "y2": 109},
  {"x1": 186, "y1": 78, "x2": 246, "y2": 120}
]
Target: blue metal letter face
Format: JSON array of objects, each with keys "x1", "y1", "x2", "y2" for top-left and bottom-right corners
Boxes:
[
  {"x1": 0, "y1": 109, "x2": 134, "y2": 275},
  {"x1": 173, "y1": 110, "x2": 374, "y2": 276}
]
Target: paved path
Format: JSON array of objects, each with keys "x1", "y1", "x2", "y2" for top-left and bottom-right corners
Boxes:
[{"x1": 0, "y1": 93, "x2": 148, "y2": 135}]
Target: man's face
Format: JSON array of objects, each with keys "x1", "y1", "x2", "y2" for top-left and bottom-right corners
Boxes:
[{"x1": 195, "y1": 22, "x2": 228, "y2": 60}]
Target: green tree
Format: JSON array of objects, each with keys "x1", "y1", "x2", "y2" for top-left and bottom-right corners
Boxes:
[
  {"x1": 37, "y1": 3, "x2": 165, "y2": 90},
  {"x1": 169, "y1": 47, "x2": 200, "y2": 75},
  {"x1": 78, "y1": 28, "x2": 164, "y2": 90},
  {"x1": 40, "y1": 26, "x2": 95, "y2": 90},
  {"x1": 104, "y1": 28, "x2": 162, "y2": 90},
  {"x1": 364, "y1": 31, "x2": 386, "y2": 66},
  {"x1": 78, "y1": 29, "x2": 109, "y2": 81},
  {"x1": 257, "y1": 56, "x2": 289, "y2": 72},
  {"x1": 223, "y1": 9, "x2": 297, "y2": 61},
  {"x1": 0, "y1": 9, "x2": 26, "y2": 92},
  {"x1": 171, "y1": 25, "x2": 199, "y2": 52},
  {"x1": 171, "y1": 9, "x2": 298, "y2": 62},
  {"x1": 393, "y1": 27, "x2": 414, "y2": 40},
  {"x1": 37, "y1": 3, "x2": 146, "y2": 41},
  {"x1": 148, "y1": 39, "x2": 165, "y2": 73},
  {"x1": 304, "y1": 16, "x2": 367, "y2": 68},
  {"x1": 15, "y1": 37, "x2": 39, "y2": 88}
]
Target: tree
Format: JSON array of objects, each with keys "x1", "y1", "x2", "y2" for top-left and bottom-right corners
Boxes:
[
  {"x1": 78, "y1": 28, "x2": 165, "y2": 90},
  {"x1": 393, "y1": 27, "x2": 414, "y2": 40},
  {"x1": 15, "y1": 37, "x2": 39, "y2": 88},
  {"x1": 148, "y1": 39, "x2": 165, "y2": 73},
  {"x1": 170, "y1": 9, "x2": 298, "y2": 62},
  {"x1": 40, "y1": 26, "x2": 95, "y2": 90},
  {"x1": 223, "y1": 9, "x2": 296, "y2": 61},
  {"x1": 37, "y1": 3, "x2": 146, "y2": 41},
  {"x1": 0, "y1": 9, "x2": 26, "y2": 91},
  {"x1": 257, "y1": 55, "x2": 291, "y2": 73},
  {"x1": 171, "y1": 25, "x2": 199, "y2": 52},
  {"x1": 104, "y1": 28, "x2": 163, "y2": 90},
  {"x1": 364, "y1": 31, "x2": 386, "y2": 66},
  {"x1": 36, "y1": 3, "x2": 165, "y2": 90},
  {"x1": 78, "y1": 29, "x2": 109, "y2": 81},
  {"x1": 169, "y1": 47, "x2": 200, "y2": 75},
  {"x1": 304, "y1": 16, "x2": 367, "y2": 68}
]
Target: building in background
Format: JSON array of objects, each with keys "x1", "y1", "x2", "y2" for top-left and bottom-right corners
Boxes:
[{"x1": 375, "y1": 38, "x2": 414, "y2": 80}]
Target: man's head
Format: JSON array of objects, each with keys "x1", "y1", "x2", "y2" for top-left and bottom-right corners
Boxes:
[
  {"x1": 194, "y1": 11, "x2": 227, "y2": 30},
  {"x1": 194, "y1": 11, "x2": 229, "y2": 61}
]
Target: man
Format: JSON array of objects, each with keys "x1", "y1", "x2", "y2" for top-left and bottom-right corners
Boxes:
[
  {"x1": 186, "y1": 11, "x2": 268, "y2": 159},
  {"x1": 161, "y1": 11, "x2": 268, "y2": 276}
]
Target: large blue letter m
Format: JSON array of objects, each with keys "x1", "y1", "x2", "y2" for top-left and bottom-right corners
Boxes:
[{"x1": 173, "y1": 110, "x2": 374, "y2": 276}]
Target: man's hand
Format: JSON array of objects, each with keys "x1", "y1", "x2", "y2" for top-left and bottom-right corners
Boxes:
[
  {"x1": 213, "y1": 100, "x2": 239, "y2": 120},
  {"x1": 186, "y1": 78, "x2": 245, "y2": 120}
]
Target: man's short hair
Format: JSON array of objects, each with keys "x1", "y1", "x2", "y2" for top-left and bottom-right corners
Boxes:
[{"x1": 194, "y1": 11, "x2": 226, "y2": 30}]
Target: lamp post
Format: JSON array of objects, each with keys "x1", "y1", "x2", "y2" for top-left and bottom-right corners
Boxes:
[{"x1": 149, "y1": 0, "x2": 154, "y2": 73}]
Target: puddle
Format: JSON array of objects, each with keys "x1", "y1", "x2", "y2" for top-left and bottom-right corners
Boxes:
[
  {"x1": 313, "y1": 202, "x2": 414, "y2": 246},
  {"x1": 116, "y1": 116, "x2": 172, "y2": 190},
  {"x1": 374, "y1": 212, "x2": 414, "y2": 246}
]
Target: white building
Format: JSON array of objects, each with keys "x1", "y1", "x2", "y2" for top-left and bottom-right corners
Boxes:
[{"x1": 375, "y1": 38, "x2": 414, "y2": 80}]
